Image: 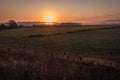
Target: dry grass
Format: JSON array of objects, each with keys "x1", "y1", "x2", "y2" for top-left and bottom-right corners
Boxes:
[{"x1": 0, "y1": 48, "x2": 120, "y2": 80}]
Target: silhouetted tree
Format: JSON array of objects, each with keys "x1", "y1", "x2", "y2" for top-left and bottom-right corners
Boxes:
[
  {"x1": 19, "y1": 25, "x2": 23, "y2": 27},
  {"x1": 8, "y1": 20, "x2": 18, "y2": 28},
  {"x1": 0, "y1": 24, "x2": 5, "y2": 30}
]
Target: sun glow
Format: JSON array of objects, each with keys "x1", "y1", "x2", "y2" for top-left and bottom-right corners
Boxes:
[
  {"x1": 46, "y1": 16, "x2": 54, "y2": 23},
  {"x1": 42, "y1": 11, "x2": 57, "y2": 23}
]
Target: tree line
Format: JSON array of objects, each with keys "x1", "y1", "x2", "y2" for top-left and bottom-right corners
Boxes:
[{"x1": 0, "y1": 20, "x2": 18, "y2": 30}]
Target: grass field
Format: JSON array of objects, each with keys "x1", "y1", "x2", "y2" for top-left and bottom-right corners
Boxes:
[
  {"x1": 0, "y1": 25, "x2": 112, "y2": 37},
  {"x1": 0, "y1": 26, "x2": 120, "y2": 56},
  {"x1": 0, "y1": 25, "x2": 120, "y2": 80}
]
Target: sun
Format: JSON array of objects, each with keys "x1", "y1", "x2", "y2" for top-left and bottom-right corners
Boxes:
[
  {"x1": 46, "y1": 16, "x2": 53, "y2": 23},
  {"x1": 42, "y1": 11, "x2": 57, "y2": 23}
]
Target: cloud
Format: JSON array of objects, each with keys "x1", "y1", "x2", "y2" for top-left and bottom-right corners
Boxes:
[
  {"x1": 104, "y1": 19, "x2": 120, "y2": 22},
  {"x1": 85, "y1": 13, "x2": 120, "y2": 24},
  {"x1": 100, "y1": 18, "x2": 120, "y2": 24}
]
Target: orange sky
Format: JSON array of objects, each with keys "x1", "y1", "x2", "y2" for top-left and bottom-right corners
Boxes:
[{"x1": 0, "y1": 0, "x2": 120, "y2": 24}]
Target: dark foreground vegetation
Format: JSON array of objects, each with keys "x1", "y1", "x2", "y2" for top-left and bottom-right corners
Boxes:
[{"x1": 0, "y1": 48, "x2": 120, "y2": 80}]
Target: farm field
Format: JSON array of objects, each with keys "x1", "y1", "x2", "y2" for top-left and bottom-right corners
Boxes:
[
  {"x1": 0, "y1": 25, "x2": 120, "y2": 80},
  {"x1": 0, "y1": 25, "x2": 120, "y2": 57},
  {"x1": 0, "y1": 25, "x2": 112, "y2": 37}
]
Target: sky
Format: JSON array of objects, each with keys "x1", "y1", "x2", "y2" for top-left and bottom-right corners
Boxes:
[{"x1": 0, "y1": 0, "x2": 120, "y2": 24}]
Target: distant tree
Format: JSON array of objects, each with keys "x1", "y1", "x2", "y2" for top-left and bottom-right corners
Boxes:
[
  {"x1": 8, "y1": 20, "x2": 18, "y2": 28},
  {"x1": 19, "y1": 25, "x2": 23, "y2": 27},
  {"x1": 0, "y1": 24, "x2": 5, "y2": 30}
]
